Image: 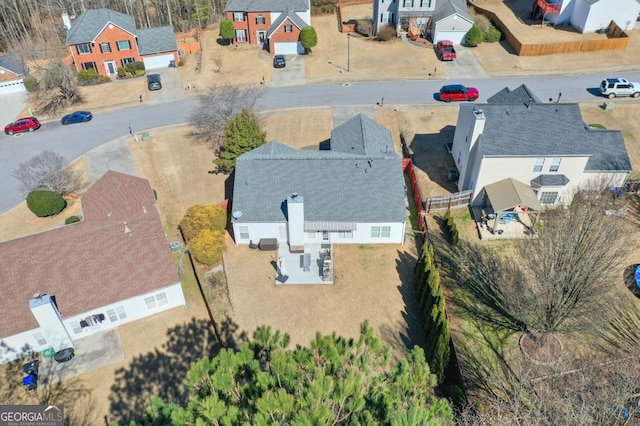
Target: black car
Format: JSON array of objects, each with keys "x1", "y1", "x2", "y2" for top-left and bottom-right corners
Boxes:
[
  {"x1": 273, "y1": 55, "x2": 286, "y2": 68},
  {"x1": 147, "y1": 74, "x2": 162, "y2": 91}
]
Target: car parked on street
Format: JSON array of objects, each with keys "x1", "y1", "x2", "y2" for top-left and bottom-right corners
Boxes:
[
  {"x1": 273, "y1": 55, "x2": 286, "y2": 68},
  {"x1": 439, "y1": 84, "x2": 479, "y2": 102},
  {"x1": 599, "y1": 78, "x2": 640, "y2": 98},
  {"x1": 61, "y1": 111, "x2": 93, "y2": 125},
  {"x1": 147, "y1": 73, "x2": 162, "y2": 91},
  {"x1": 435, "y1": 40, "x2": 456, "y2": 61},
  {"x1": 4, "y1": 116, "x2": 41, "y2": 135}
]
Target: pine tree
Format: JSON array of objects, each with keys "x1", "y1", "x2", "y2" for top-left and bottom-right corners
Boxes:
[{"x1": 214, "y1": 109, "x2": 266, "y2": 173}]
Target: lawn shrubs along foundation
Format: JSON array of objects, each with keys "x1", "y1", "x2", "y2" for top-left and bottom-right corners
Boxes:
[{"x1": 27, "y1": 190, "x2": 66, "y2": 217}]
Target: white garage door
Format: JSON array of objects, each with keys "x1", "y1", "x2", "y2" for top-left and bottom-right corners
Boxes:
[
  {"x1": 143, "y1": 54, "x2": 175, "y2": 70},
  {"x1": 0, "y1": 79, "x2": 26, "y2": 95},
  {"x1": 435, "y1": 31, "x2": 467, "y2": 45},
  {"x1": 274, "y1": 42, "x2": 304, "y2": 55}
]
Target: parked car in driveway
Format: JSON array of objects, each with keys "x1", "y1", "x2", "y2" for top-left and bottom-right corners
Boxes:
[
  {"x1": 439, "y1": 84, "x2": 479, "y2": 102},
  {"x1": 61, "y1": 111, "x2": 93, "y2": 125},
  {"x1": 4, "y1": 116, "x2": 40, "y2": 135},
  {"x1": 273, "y1": 55, "x2": 286, "y2": 68},
  {"x1": 435, "y1": 40, "x2": 456, "y2": 61},
  {"x1": 147, "y1": 73, "x2": 162, "y2": 91}
]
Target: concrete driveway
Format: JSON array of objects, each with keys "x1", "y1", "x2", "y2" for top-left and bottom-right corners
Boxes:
[
  {"x1": 270, "y1": 55, "x2": 307, "y2": 87},
  {"x1": 0, "y1": 92, "x2": 27, "y2": 130},
  {"x1": 144, "y1": 67, "x2": 185, "y2": 104},
  {"x1": 439, "y1": 45, "x2": 489, "y2": 80}
]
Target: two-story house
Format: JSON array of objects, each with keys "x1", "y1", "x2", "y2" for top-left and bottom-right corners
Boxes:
[
  {"x1": 66, "y1": 8, "x2": 179, "y2": 76},
  {"x1": 532, "y1": 0, "x2": 640, "y2": 33},
  {"x1": 224, "y1": 0, "x2": 311, "y2": 55},
  {"x1": 372, "y1": 0, "x2": 473, "y2": 44},
  {"x1": 450, "y1": 85, "x2": 631, "y2": 208},
  {"x1": 0, "y1": 54, "x2": 27, "y2": 95}
]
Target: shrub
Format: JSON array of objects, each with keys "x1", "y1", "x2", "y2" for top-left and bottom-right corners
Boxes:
[
  {"x1": 180, "y1": 204, "x2": 228, "y2": 241},
  {"x1": 189, "y1": 229, "x2": 226, "y2": 266},
  {"x1": 178, "y1": 60, "x2": 184, "y2": 67},
  {"x1": 355, "y1": 19, "x2": 373, "y2": 37},
  {"x1": 65, "y1": 215, "x2": 81, "y2": 224},
  {"x1": 377, "y1": 25, "x2": 396, "y2": 41},
  {"x1": 117, "y1": 67, "x2": 127, "y2": 78},
  {"x1": 483, "y1": 24, "x2": 501, "y2": 43},
  {"x1": 26, "y1": 190, "x2": 66, "y2": 217},
  {"x1": 77, "y1": 68, "x2": 101, "y2": 82},
  {"x1": 310, "y1": 0, "x2": 337, "y2": 14},
  {"x1": 465, "y1": 25, "x2": 484, "y2": 47},
  {"x1": 23, "y1": 76, "x2": 38, "y2": 92}
]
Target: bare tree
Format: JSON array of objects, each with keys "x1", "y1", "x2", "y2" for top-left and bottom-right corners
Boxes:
[
  {"x1": 13, "y1": 150, "x2": 85, "y2": 195},
  {"x1": 32, "y1": 61, "x2": 83, "y2": 114},
  {"x1": 188, "y1": 83, "x2": 263, "y2": 149}
]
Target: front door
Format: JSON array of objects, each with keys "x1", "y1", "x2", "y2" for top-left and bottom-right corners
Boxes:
[
  {"x1": 104, "y1": 60, "x2": 117, "y2": 75},
  {"x1": 257, "y1": 30, "x2": 266, "y2": 45}
]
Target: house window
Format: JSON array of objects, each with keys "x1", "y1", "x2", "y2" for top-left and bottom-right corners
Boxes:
[
  {"x1": 144, "y1": 296, "x2": 157, "y2": 309},
  {"x1": 116, "y1": 40, "x2": 131, "y2": 51},
  {"x1": 549, "y1": 157, "x2": 562, "y2": 172},
  {"x1": 381, "y1": 13, "x2": 392, "y2": 23},
  {"x1": 285, "y1": 24, "x2": 293, "y2": 33},
  {"x1": 145, "y1": 293, "x2": 169, "y2": 309},
  {"x1": 403, "y1": 0, "x2": 414, "y2": 7},
  {"x1": 371, "y1": 226, "x2": 391, "y2": 238},
  {"x1": 233, "y1": 12, "x2": 245, "y2": 22},
  {"x1": 99, "y1": 42, "x2": 111, "y2": 53},
  {"x1": 121, "y1": 57, "x2": 135, "y2": 66},
  {"x1": 157, "y1": 292, "x2": 168, "y2": 306},
  {"x1": 70, "y1": 321, "x2": 82, "y2": 334},
  {"x1": 533, "y1": 158, "x2": 545, "y2": 172},
  {"x1": 76, "y1": 43, "x2": 91, "y2": 54},
  {"x1": 337, "y1": 231, "x2": 353, "y2": 239},
  {"x1": 235, "y1": 29, "x2": 247, "y2": 42},
  {"x1": 33, "y1": 332, "x2": 47, "y2": 346},
  {"x1": 256, "y1": 14, "x2": 265, "y2": 25},
  {"x1": 106, "y1": 306, "x2": 127, "y2": 323},
  {"x1": 81, "y1": 62, "x2": 97, "y2": 71},
  {"x1": 540, "y1": 191, "x2": 559, "y2": 204},
  {"x1": 322, "y1": 231, "x2": 329, "y2": 241},
  {"x1": 239, "y1": 226, "x2": 249, "y2": 239}
]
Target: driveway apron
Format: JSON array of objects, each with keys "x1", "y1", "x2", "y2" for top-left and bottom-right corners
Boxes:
[{"x1": 270, "y1": 55, "x2": 307, "y2": 87}]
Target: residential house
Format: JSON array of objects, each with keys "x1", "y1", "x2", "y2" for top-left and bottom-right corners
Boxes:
[
  {"x1": 231, "y1": 114, "x2": 407, "y2": 248},
  {"x1": 0, "y1": 54, "x2": 27, "y2": 95},
  {"x1": 533, "y1": 0, "x2": 640, "y2": 33},
  {"x1": 372, "y1": 0, "x2": 473, "y2": 44},
  {"x1": 66, "y1": 8, "x2": 179, "y2": 76},
  {"x1": 450, "y1": 84, "x2": 631, "y2": 208},
  {"x1": 224, "y1": 0, "x2": 311, "y2": 55},
  {"x1": 0, "y1": 171, "x2": 185, "y2": 364}
]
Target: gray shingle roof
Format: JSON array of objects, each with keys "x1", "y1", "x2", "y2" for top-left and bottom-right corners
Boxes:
[
  {"x1": 0, "y1": 54, "x2": 25, "y2": 75},
  {"x1": 267, "y1": 9, "x2": 309, "y2": 37},
  {"x1": 433, "y1": 0, "x2": 473, "y2": 22},
  {"x1": 487, "y1": 84, "x2": 543, "y2": 105},
  {"x1": 137, "y1": 27, "x2": 178, "y2": 54},
  {"x1": 330, "y1": 113, "x2": 396, "y2": 156},
  {"x1": 225, "y1": 0, "x2": 308, "y2": 12},
  {"x1": 531, "y1": 174, "x2": 570, "y2": 186},
  {"x1": 66, "y1": 8, "x2": 136, "y2": 44},
  {"x1": 473, "y1": 103, "x2": 631, "y2": 172},
  {"x1": 232, "y1": 141, "x2": 405, "y2": 223}
]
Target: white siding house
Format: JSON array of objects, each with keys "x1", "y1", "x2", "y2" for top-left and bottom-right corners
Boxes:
[
  {"x1": 231, "y1": 114, "x2": 407, "y2": 248},
  {"x1": 538, "y1": 0, "x2": 640, "y2": 33},
  {"x1": 0, "y1": 171, "x2": 186, "y2": 364},
  {"x1": 450, "y1": 85, "x2": 631, "y2": 208}
]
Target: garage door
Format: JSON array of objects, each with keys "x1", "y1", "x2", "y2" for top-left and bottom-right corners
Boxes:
[
  {"x1": 274, "y1": 42, "x2": 304, "y2": 55},
  {"x1": 0, "y1": 79, "x2": 25, "y2": 95},
  {"x1": 143, "y1": 54, "x2": 175, "y2": 70},
  {"x1": 434, "y1": 31, "x2": 467, "y2": 45}
]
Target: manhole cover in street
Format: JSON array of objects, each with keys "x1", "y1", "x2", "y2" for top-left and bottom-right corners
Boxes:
[{"x1": 342, "y1": 83, "x2": 351, "y2": 87}]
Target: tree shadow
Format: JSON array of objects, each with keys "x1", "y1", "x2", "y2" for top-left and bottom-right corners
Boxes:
[
  {"x1": 216, "y1": 38, "x2": 232, "y2": 47},
  {"x1": 108, "y1": 316, "x2": 245, "y2": 424}
]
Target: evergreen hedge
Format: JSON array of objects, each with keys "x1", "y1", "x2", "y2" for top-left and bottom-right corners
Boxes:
[{"x1": 26, "y1": 190, "x2": 66, "y2": 217}]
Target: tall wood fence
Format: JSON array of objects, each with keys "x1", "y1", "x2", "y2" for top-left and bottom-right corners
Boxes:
[
  {"x1": 403, "y1": 158, "x2": 430, "y2": 244},
  {"x1": 176, "y1": 28, "x2": 201, "y2": 55},
  {"x1": 425, "y1": 191, "x2": 473, "y2": 213},
  {"x1": 473, "y1": 5, "x2": 628, "y2": 56},
  {"x1": 336, "y1": 0, "x2": 371, "y2": 32}
]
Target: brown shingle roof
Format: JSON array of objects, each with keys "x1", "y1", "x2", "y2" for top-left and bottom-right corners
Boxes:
[{"x1": 0, "y1": 171, "x2": 180, "y2": 339}]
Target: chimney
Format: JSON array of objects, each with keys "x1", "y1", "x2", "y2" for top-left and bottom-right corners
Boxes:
[
  {"x1": 287, "y1": 193, "x2": 304, "y2": 253},
  {"x1": 29, "y1": 294, "x2": 75, "y2": 352},
  {"x1": 61, "y1": 12, "x2": 72, "y2": 31}
]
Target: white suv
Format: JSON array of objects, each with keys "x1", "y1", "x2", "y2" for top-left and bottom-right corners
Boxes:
[{"x1": 600, "y1": 78, "x2": 640, "y2": 99}]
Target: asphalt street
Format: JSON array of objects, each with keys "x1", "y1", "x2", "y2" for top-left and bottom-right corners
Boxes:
[{"x1": 1, "y1": 71, "x2": 640, "y2": 213}]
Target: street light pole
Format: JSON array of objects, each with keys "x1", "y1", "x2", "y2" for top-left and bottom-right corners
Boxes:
[{"x1": 347, "y1": 33, "x2": 351, "y2": 72}]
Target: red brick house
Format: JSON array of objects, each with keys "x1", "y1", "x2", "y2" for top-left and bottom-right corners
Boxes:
[
  {"x1": 224, "y1": 0, "x2": 311, "y2": 55},
  {"x1": 0, "y1": 54, "x2": 27, "y2": 95},
  {"x1": 66, "y1": 8, "x2": 179, "y2": 76}
]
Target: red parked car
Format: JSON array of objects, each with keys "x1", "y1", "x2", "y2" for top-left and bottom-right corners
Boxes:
[
  {"x1": 4, "y1": 116, "x2": 41, "y2": 135},
  {"x1": 436, "y1": 40, "x2": 457, "y2": 61},
  {"x1": 439, "y1": 85, "x2": 479, "y2": 102}
]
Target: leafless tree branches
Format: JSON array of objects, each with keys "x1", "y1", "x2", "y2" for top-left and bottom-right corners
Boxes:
[{"x1": 13, "y1": 150, "x2": 85, "y2": 195}]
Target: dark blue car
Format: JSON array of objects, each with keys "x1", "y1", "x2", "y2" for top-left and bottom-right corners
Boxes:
[{"x1": 61, "y1": 111, "x2": 92, "y2": 125}]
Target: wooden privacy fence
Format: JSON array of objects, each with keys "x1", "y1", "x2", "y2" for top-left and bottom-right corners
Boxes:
[
  {"x1": 425, "y1": 190, "x2": 473, "y2": 213},
  {"x1": 624, "y1": 180, "x2": 640, "y2": 193},
  {"x1": 176, "y1": 28, "x2": 201, "y2": 55},
  {"x1": 336, "y1": 0, "x2": 371, "y2": 32},
  {"x1": 403, "y1": 158, "x2": 430, "y2": 244},
  {"x1": 473, "y1": 5, "x2": 628, "y2": 56}
]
